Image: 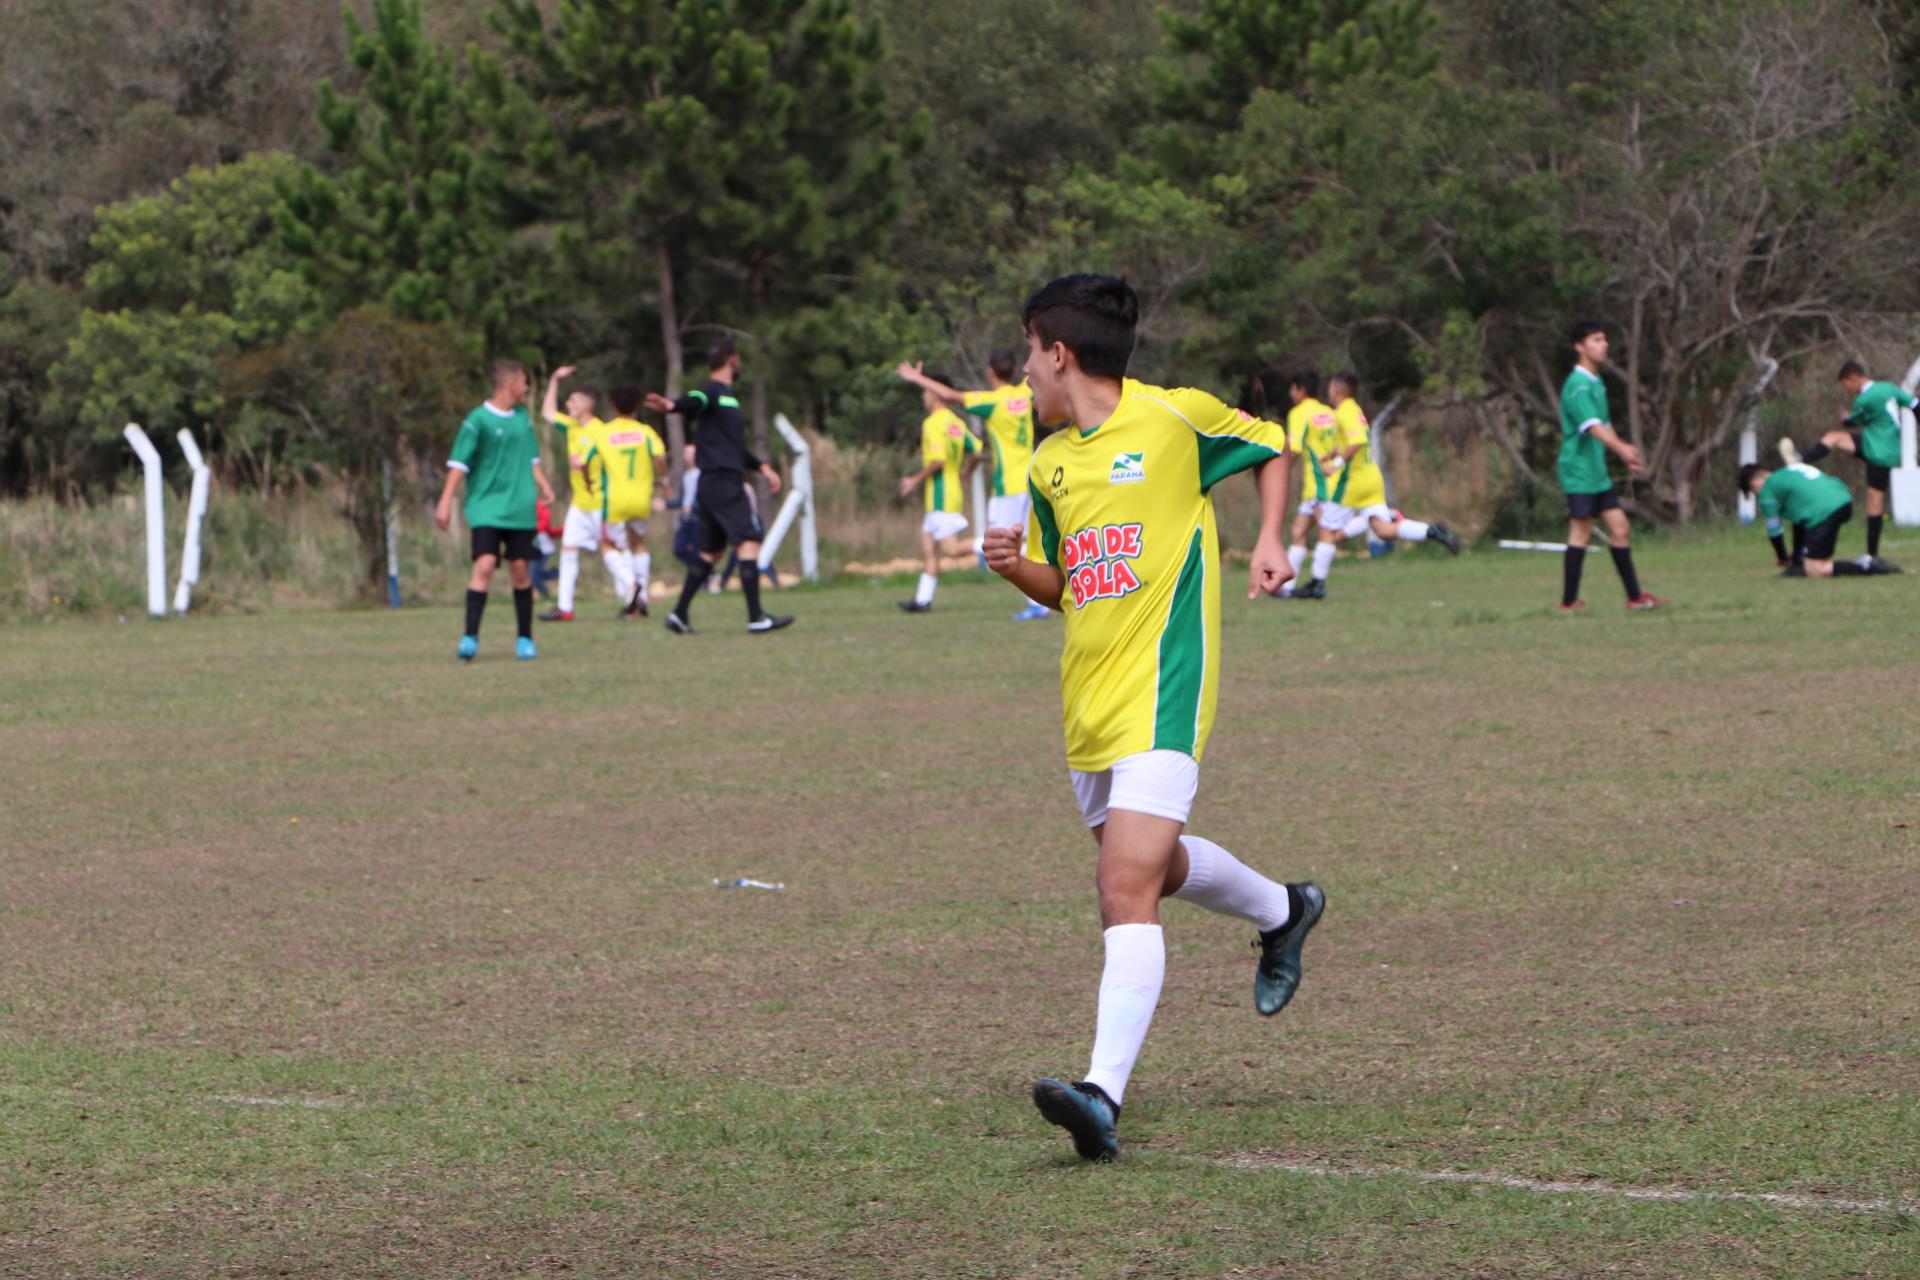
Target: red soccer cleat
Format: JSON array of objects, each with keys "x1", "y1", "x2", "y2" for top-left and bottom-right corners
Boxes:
[
  {"x1": 1626, "y1": 594, "x2": 1668, "y2": 611},
  {"x1": 1557, "y1": 600, "x2": 1587, "y2": 613},
  {"x1": 538, "y1": 608, "x2": 574, "y2": 622}
]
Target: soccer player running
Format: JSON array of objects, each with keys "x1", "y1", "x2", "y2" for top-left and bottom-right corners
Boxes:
[
  {"x1": 644, "y1": 338, "x2": 793, "y2": 635},
  {"x1": 897, "y1": 376, "x2": 981, "y2": 613},
  {"x1": 1557, "y1": 322, "x2": 1666, "y2": 612},
  {"x1": 897, "y1": 350, "x2": 1050, "y2": 619},
  {"x1": 434, "y1": 360, "x2": 557, "y2": 661},
  {"x1": 596, "y1": 386, "x2": 671, "y2": 616},
  {"x1": 537, "y1": 365, "x2": 613, "y2": 622},
  {"x1": 982, "y1": 274, "x2": 1325, "y2": 1162},
  {"x1": 1780, "y1": 360, "x2": 1916, "y2": 572},
  {"x1": 1323, "y1": 371, "x2": 1460, "y2": 557},
  {"x1": 1278, "y1": 372, "x2": 1341, "y2": 599},
  {"x1": 1737, "y1": 462, "x2": 1873, "y2": 578}
]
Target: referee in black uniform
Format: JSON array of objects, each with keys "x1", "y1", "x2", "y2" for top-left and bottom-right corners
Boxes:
[{"x1": 646, "y1": 338, "x2": 795, "y2": 634}]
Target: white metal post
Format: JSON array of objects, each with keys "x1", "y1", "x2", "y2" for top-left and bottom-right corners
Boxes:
[
  {"x1": 1737, "y1": 358, "x2": 1779, "y2": 524},
  {"x1": 1365, "y1": 397, "x2": 1401, "y2": 557},
  {"x1": 969, "y1": 464, "x2": 988, "y2": 556},
  {"x1": 123, "y1": 424, "x2": 167, "y2": 619},
  {"x1": 1892, "y1": 356, "x2": 1920, "y2": 527},
  {"x1": 382, "y1": 457, "x2": 402, "y2": 607},
  {"x1": 171, "y1": 429, "x2": 210, "y2": 613},
  {"x1": 759, "y1": 413, "x2": 819, "y2": 583}
]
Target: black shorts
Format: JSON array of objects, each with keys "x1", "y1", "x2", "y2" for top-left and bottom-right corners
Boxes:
[
  {"x1": 695, "y1": 471, "x2": 763, "y2": 554},
  {"x1": 1800, "y1": 503, "x2": 1852, "y2": 561},
  {"x1": 471, "y1": 526, "x2": 537, "y2": 562},
  {"x1": 1846, "y1": 434, "x2": 1893, "y2": 491},
  {"x1": 1565, "y1": 488, "x2": 1621, "y2": 519}
]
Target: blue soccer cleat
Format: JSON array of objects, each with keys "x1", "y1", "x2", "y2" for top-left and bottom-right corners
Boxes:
[
  {"x1": 456, "y1": 635, "x2": 479, "y2": 662},
  {"x1": 1032, "y1": 1077, "x2": 1121, "y2": 1161},
  {"x1": 515, "y1": 636, "x2": 537, "y2": 661},
  {"x1": 1254, "y1": 882, "x2": 1325, "y2": 1016},
  {"x1": 1013, "y1": 601, "x2": 1051, "y2": 621}
]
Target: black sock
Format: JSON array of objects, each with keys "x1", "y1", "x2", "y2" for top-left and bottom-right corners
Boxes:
[
  {"x1": 1791, "y1": 525, "x2": 1805, "y2": 566},
  {"x1": 1283, "y1": 883, "x2": 1306, "y2": 932},
  {"x1": 1867, "y1": 515, "x2": 1883, "y2": 558},
  {"x1": 1833, "y1": 559, "x2": 1868, "y2": 576},
  {"x1": 1609, "y1": 545, "x2": 1642, "y2": 600},
  {"x1": 1801, "y1": 441, "x2": 1831, "y2": 463},
  {"x1": 1768, "y1": 533, "x2": 1788, "y2": 562},
  {"x1": 464, "y1": 588, "x2": 486, "y2": 638},
  {"x1": 739, "y1": 560, "x2": 764, "y2": 622},
  {"x1": 1562, "y1": 546, "x2": 1585, "y2": 606},
  {"x1": 674, "y1": 558, "x2": 713, "y2": 619},
  {"x1": 513, "y1": 586, "x2": 533, "y2": 639}
]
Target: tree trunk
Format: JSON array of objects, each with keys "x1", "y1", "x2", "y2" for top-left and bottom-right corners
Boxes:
[
  {"x1": 657, "y1": 239, "x2": 687, "y2": 487},
  {"x1": 751, "y1": 375, "x2": 771, "y2": 519}
]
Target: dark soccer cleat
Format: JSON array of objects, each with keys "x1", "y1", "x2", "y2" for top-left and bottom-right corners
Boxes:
[
  {"x1": 1869, "y1": 556, "x2": 1902, "y2": 575},
  {"x1": 538, "y1": 608, "x2": 574, "y2": 622},
  {"x1": 747, "y1": 614, "x2": 795, "y2": 634},
  {"x1": 1778, "y1": 563, "x2": 1806, "y2": 578},
  {"x1": 1293, "y1": 579, "x2": 1327, "y2": 601},
  {"x1": 1429, "y1": 522, "x2": 1461, "y2": 556},
  {"x1": 1254, "y1": 882, "x2": 1325, "y2": 1017},
  {"x1": 664, "y1": 612, "x2": 694, "y2": 635},
  {"x1": 898, "y1": 600, "x2": 932, "y2": 613},
  {"x1": 1626, "y1": 593, "x2": 1668, "y2": 611},
  {"x1": 625, "y1": 589, "x2": 650, "y2": 618},
  {"x1": 1032, "y1": 1077, "x2": 1121, "y2": 1162}
]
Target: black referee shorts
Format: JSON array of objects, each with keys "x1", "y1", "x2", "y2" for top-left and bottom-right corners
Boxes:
[
  {"x1": 696, "y1": 471, "x2": 764, "y2": 554},
  {"x1": 471, "y1": 526, "x2": 537, "y2": 562},
  {"x1": 1565, "y1": 488, "x2": 1621, "y2": 519}
]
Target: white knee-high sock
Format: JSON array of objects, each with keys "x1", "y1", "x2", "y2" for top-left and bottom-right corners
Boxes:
[
  {"x1": 1311, "y1": 540, "x2": 1337, "y2": 582},
  {"x1": 558, "y1": 549, "x2": 581, "y2": 612},
  {"x1": 633, "y1": 550, "x2": 651, "y2": 599},
  {"x1": 603, "y1": 549, "x2": 635, "y2": 601},
  {"x1": 1282, "y1": 544, "x2": 1309, "y2": 597},
  {"x1": 1174, "y1": 834, "x2": 1291, "y2": 931},
  {"x1": 914, "y1": 572, "x2": 938, "y2": 606},
  {"x1": 1083, "y1": 923, "x2": 1164, "y2": 1106},
  {"x1": 1398, "y1": 519, "x2": 1430, "y2": 543}
]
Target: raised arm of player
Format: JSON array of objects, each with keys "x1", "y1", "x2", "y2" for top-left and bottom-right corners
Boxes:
[
  {"x1": 985, "y1": 524, "x2": 1065, "y2": 611},
  {"x1": 895, "y1": 361, "x2": 965, "y2": 406},
  {"x1": 542, "y1": 366, "x2": 575, "y2": 424}
]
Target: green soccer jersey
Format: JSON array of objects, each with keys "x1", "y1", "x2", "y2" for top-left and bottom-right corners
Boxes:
[
  {"x1": 1757, "y1": 465, "x2": 1850, "y2": 531},
  {"x1": 1845, "y1": 380, "x2": 1916, "y2": 469},
  {"x1": 449, "y1": 402, "x2": 540, "y2": 529},
  {"x1": 1557, "y1": 366, "x2": 1613, "y2": 494}
]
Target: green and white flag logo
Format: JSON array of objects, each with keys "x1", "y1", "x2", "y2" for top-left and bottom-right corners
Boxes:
[{"x1": 1109, "y1": 451, "x2": 1146, "y2": 484}]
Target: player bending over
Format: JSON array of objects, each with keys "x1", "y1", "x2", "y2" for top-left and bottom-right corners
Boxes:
[
  {"x1": 1779, "y1": 361, "x2": 1916, "y2": 572},
  {"x1": 646, "y1": 338, "x2": 793, "y2": 635},
  {"x1": 435, "y1": 360, "x2": 556, "y2": 661},
  {"x1": 982, "y1": 273, "x2": 1325, "y2": 1162},
  {"x1": 597, "y1": 386, "x2": 671, "y2": 616},
  {"x1": 1556, "y1": 321, "x2": 1666, "y2": 612},
  {"x1": 1737, "y1": 463, "x2": 1875, "y2": 578},
  {"x1": 897, "y1": 376, "x2": 980, "y2": 613},
  {"x1": 538, "y1": 366, "x2": 617, "y2": 622},
  {"x1": 897, "y1": 351, "x2": 1049, "y2": 619},
  {"x1": 1278, "y1": 372, "x2": 1340, "y2": 598}
]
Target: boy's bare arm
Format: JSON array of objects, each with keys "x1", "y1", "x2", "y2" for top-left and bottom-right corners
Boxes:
[{"x1": 984, "y1": 525, "x2": 1065, "y2": 612}]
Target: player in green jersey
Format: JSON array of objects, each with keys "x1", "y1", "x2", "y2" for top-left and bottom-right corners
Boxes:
[
  {"x1": 1736, "y1": 462, "x2": 1875, "y2": 578},
  {"x1": 1556, "y1": 321, "x2": 1666, "y2": 612},
  {"x1": 434, "y1": 361, "x2": 557, "y2": 662},
  {"x1": 1780, "y1": 361, "x2": 1917, "y2": 570}
]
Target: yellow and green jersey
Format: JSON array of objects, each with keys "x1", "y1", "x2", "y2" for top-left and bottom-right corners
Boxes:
[
  {"x1": 922, "y1": 407, "x2": 979, "y2": 513},
  {"x1": 593, "y1": 417, "x2": 667, "y2": 521},
  {"x1": 551, "y1": 412, "x2": 606, "y2": 512},
  {"x1": 1025, "y1": 382, "x2": 1289, "y2": 772},
  {"x1": 962, "y1": 383, "x2": 1036, "y2": 498},
  {"x1": 1286, "y1": 398, "x2": 1346, "y2": 502},
  {"x1": 1333, "y1": 398, "x2": 1386, "y2": 509}
]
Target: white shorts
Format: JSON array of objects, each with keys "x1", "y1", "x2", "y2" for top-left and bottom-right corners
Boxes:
[
  {"x1": 988, "y1": 493, "x2": 1032, "y2": 536},
  {"x1": 923, "y1": 511, "x2": 969, "y2": 541},
  {"x1": 1341, "y1": 504, "x2": 1394, "y2": 539},
  {"x1": 604, "y1": 518, "x2": 650, "y2": 548},
  {"x1": 1296, "y1": 498, "x2": 1320, "y2": 519},
  {"x1": 1069, "y1": 750, "x2": 1200, "y2": 829},
  {"x1": 561, "y1": 504, "x2": 604, "y2": 551}
]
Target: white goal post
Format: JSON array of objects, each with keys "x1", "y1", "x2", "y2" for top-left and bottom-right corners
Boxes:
[
  {"x1": 171, "y1": 429, "x2": 211, "y2": 614},
  {"x1": 1892, "y1": 355, "x2": 1920, "y2": 527},
  {"x1": 123, "y1": 424, "x2": 167, "y2": 618},
  {"x1": 1735, "y1": 358, "x2": 1780, "y2": 525},
  {"x1": 757, "y1": 413, "x2": 819, "y2": 582}
]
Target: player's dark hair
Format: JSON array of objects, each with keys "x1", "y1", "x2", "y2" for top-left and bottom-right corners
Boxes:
[
  {"x1": 1736, "y1": 463, "x2": 1766, "y2": 496},
  {"x1": 1837, "y1": 359, "x2": 1866, "y2": 381},
  {"x1": 988, "y1": 348, "x2": 1018, "y2": 380},
  {"x1": 707, "y1": 338, "x2": 737, "y2": 370},
  {"x1": 490, "y1": 360, "x2": 527, "y2": 387},
  {"x1": 1020, "y1": 274, "x2": 1138, "y2": 380},
  {"x1": 609, "y1": 384, "x2": 644, "y2": 415},
  {"x1": 1287, "y1": 371, "x2": 1321, "y2": 399},
  {"x1": 1330, "y1": 369, "x2": 1361, "y2": 394},
  {"x1": 1567, "y1": 320, "x2": 1606, "y2": 347},
  {"x1": 572, "y1": 384, "x2": 600, "y2": 405}
]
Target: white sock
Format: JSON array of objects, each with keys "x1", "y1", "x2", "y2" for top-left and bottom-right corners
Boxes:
[
  {"x1": 914, "y1": 572, "x2": 937, "y2": 606},
  {"x1": 603, "y1": 549, "x2": 635, "y2": 601},
  {"x1": 1398, "y1": 519, "x2": 1429, "y2": 543},
  {"x1": 1174, "y1": 835, "x2": 1290, "y2": 931},
  {"x1": 633, "y1": 551, "x2": 651, "y2": 599},
  {"x1": 1311, "y1": 540, "x2": 1337, "y2": 582},
  {"x1": 557, "y1": 550, "x2": 580, "y2": 612},
  {"x1": 1083, "y1": 923, "x2": 1164, "y2": 1106},
  {"x1": 1282, "y1": 544, "x2": 1308, "y2": 597}
]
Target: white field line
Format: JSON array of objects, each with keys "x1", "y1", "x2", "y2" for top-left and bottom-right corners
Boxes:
[
  {"x1": 204, "y1": 1095, "x2": 345, "y2": 1110},
  {"x1": 1216, "y1": 1154, "x2": 1918, "y2": 1217}
]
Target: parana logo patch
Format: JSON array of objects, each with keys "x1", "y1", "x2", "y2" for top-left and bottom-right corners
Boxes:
[{"x1": 1109, "y1": 451, "x2": 1146, "y2": 484}]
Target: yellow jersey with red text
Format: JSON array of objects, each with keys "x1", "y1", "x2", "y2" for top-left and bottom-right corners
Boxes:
[
  {"x1": 593, "y1": 417, "x2": 668, "y2": 521},
  {"x1": 1286, "y1": 398, "x2": 1346, "y2": 503},
  {"x1": 551, "y1": 412, "x2": 606, "y2": 512},
  {"x1": 962, "y1": 383, "x2": 1036, "y2": 497},
  {"x1": 1333, "y1": 397, "x2": 1386, "y2": 509},
  {"x1": 922, "y1": 408, "x2": 979, "y2": 513},
  {"x1": 1025, "y1": 382, "x2": 1289, "y2": 771}
]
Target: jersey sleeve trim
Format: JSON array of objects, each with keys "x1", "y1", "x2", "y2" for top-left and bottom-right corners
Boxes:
[
  {"x1": 446, "y1": 461, "x2": 470, "y2": 473},
  {"x1": 1028, "y1": 476, "x2": 1062, "y2": 569}
]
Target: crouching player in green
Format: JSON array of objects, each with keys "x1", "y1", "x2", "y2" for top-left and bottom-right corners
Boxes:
[
  {"x1": 1780, "y1": 361, "x2": 1916, "y2": 571},
  {"x1": 983, "y1": 273, "x2": 1325, "y2": 1162},
  {"x1": 1737, "y1": 462, "x2": 1875, "y2": 578}
]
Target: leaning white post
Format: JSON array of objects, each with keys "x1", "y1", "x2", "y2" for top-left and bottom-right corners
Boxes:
[
  {"x1": 382, "y1": 457, "x2": 402, "y2": 608},
  {"x1": 1738, "y1": 358, "x2": 1780, "y2": 525},
  {"x1": 1892, "y1": 356, "x2": 1920, "y2": 527},
  {"x1": 970, "y1": 460, "x2": 989, "y2": 555},
  {"x1": 758, "y1": 413, "x2": 819, "y2": 583},
  {"x1": 123, "y1": 424, "x2": 167, "y2": 619},
  {"x1": 171, "y1": 429, "x2": 211, "y2": 613}
]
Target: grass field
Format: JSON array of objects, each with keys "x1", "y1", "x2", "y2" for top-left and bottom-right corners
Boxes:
[{"x1": 4, "y1": 530, "x2": 1918, "y2": 1278}]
